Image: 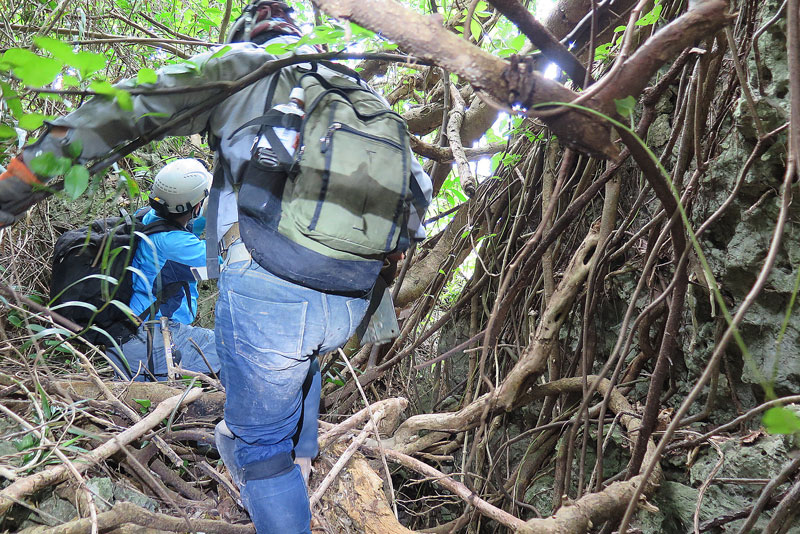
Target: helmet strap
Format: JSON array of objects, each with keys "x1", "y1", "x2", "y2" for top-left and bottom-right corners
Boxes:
[{"x1": 149, "y1": 195, "x2": 171, "y2": 218}]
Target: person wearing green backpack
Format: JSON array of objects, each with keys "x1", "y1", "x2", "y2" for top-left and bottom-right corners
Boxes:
[{"x1": 0, "y1": 2, "x2": 432, "y2": 531}]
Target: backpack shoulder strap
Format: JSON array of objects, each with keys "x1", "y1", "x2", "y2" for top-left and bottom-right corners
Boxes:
[
  {"x1": 227, "y1": 71, "x2": 283, "y2": 142},
  {"x1": 205, "y1": 155, "x2": 232, "y2": 280},
  {"x1": 315, "y1": 60, "x2": 362, "y2": 84}
]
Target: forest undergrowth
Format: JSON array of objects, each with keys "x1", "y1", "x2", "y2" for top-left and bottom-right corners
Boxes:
[{"x1": 2, "y1": 0, "x2": 800, "y2": 533}]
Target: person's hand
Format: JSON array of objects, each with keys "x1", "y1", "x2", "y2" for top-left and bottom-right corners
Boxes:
[
  {"x1": 379, "y1": 252, "x2": 405, "y2": 285},
  {"x1": 386, "y1": 251, "x2": 405, "y2": 263},
  {"x1": 0, "y1": 157, "x2": 42, "y2": 227}
]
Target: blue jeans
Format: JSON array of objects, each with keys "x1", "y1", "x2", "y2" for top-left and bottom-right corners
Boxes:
[
  {"x1": 215, "y1": 260, "x2": 368, "y2": 534},
  {"x1": 106, "y1": 321, "x2": 220, "y2": 381}
]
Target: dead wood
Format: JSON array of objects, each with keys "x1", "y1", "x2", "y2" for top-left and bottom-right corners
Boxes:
[
  {"x1": 0, "y1": 388, "x2": 203, "y2": 515},
  {"x1": 315, "y1": 446, "x2": 416, "y2": 534},
  {"x1": 360, "y1": 444, "x2": 528, "y2": 531},
  {"x1": 320, "y1": 397, "x2": 408, "y2": 449},
  {"x1": 46, "y1": 379, "x2": 224, "y2": 420},
  {"x1": 311, "y1": 407, "x2": 387, "y2": 508},
  {"x1": 16, "y1": 501, "x2": 254, "y2": 534}
]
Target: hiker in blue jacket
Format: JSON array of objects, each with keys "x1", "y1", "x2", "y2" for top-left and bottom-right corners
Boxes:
[
  {"x1": 106, "y1": 158, "x2": 221, "y2": 382},
  {"x1": 0, "y1": 2, "x2": 433, "y2": 532}
]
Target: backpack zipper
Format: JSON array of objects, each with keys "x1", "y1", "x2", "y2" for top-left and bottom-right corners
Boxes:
[{"x1": 320, "y1": 122, "x2": 405, "y2": 153}]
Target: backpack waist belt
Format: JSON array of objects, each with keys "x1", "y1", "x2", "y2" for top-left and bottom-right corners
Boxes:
[{"x1": 221, "y1": 222, "x2": 241, "y2": 251}]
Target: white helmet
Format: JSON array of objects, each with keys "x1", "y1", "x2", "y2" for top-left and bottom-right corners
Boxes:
[{"x1": 149, "y1": 159, "x2": 211, "y2": 215}]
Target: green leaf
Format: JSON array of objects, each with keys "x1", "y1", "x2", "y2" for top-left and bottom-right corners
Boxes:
[
  {"x1": 115, "y1": 90, "x2": 133, "y2": 111},
  {"x1": 508, "y1": 34, "x2": 526, "y2": 53},
  {"x1": 29, "y1": 153, "x2": 72, "y2": 177},
  {"x1": 122, "y1": 173, "x2": 140, "y2": 198},
  {"x1": 89, "y1": 80, "x2": 115, "y2": 95},
  {"x1": 136, "y1": 68, "x2": 158, "y2": 85},
  {"x1": 594, "y1": 42, "x2": 613, "y2": 62},
  {"x1": 33, "y1": 36, "x2": 74, "y2": 63},
  {"x1": 138, "y1": 111, "x2": 170, "y2": 119},
  {"x1": 13, "y1": 433, "x2": 38, "y2": 452},
  {"x1": 1, "y1": 82, "x2": 23, "y2": 118},
  {"x1": 636, "y1": 2, "x2": 663, "y2": 26},
  {"x1": 44, "y1": 339, "x2": 74, "y2": 354},
  {"x1": 7, "y1": 312, "x2": 23, "y2": 327},
  {"x1": 64, "y1": 165, "x2": 90, "y2": 199},
  {"x1": 65, "y1": 139, "x2": 83, "y2": 160},
  {"x1": 2, "y1": 49, "x2": 62, "y2": 87},
  {"x1": 89, "y1": 81, "x2": 132, "y2": 111},
  {"x1": 349, "y1": 22, "x2": 375, "y2": 39},
  {"x1": 471, "y1": 19, "x2": 482, "y2": 41},
  {"x1": 209, "y1": 45, "x2": 231, "y2": 60},
  {"x1": 762, "y1": 406, "x2": 800, "y2": 435},
  {"x1": 133, "y1": 398, "x2": 151, "y2": 413},
  {"x1": 61, "y1": 74, "x2": 80, "y2": 88},
  {"x1": 38, "y1": 383, "x2": 52, "y2": 420},
  {"x1": 18, "y1": 113, "x2": 47, "y2": 131},
  {"x1": 160, "y1": 61, "x2": 199, "y2": 75},
  {"x1": 0, "y1": 124, "x2": 16, "y2": 138},
  {"x1": 264, "y1": 42, "x2": 292, "y2": 55},
  {"x1": 324, "y1": 377, "x2": 345, "y2": 386},
  {"x1": 71, "y1": 51, "x2": 105, "y2": 78},
  {"x1": 614, "y1": 95, "x2": 637, "y2": 118}
]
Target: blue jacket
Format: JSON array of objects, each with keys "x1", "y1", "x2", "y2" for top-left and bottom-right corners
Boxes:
[{"x1": 129, "y1": 210, "x2": 206, "y2": 324}]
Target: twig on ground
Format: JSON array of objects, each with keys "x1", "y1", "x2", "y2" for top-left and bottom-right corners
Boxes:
[{"x1": 0, "y1": 388, "x2": 203, "y2": 515}]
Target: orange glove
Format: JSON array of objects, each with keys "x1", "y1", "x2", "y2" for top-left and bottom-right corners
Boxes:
[{"x1": 0, "y1": 157, "x2": 42, "y2": 227}]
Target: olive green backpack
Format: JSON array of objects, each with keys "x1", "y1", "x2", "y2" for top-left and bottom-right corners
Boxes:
[
  {"x1": 212, "y1": 62, "x2": 413, "y2": 294},
  {"x1": 245, "y1": 63, "x2": 411, "y2": 254}
]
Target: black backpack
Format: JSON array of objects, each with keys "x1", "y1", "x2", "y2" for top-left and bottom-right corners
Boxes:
[{"x1": 49, "y1": 209, "x2": 186, "y2": 345}]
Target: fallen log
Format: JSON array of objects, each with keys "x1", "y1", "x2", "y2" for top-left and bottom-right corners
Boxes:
[{"x1": 44, "y1": 379, "x2": 224, "y2": 420}]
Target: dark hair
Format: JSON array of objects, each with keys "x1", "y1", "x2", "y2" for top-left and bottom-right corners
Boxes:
[{"x1": 228, "y1": 0, "x2": 302, "y2": 43}]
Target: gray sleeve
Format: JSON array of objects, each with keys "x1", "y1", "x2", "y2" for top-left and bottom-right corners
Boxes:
[
  {"x1": 25, "y1": 44, "x2": 274, "y2": 164},
  {"x1": 408, "y1": 156, "x2": 433, "y2": 242}
]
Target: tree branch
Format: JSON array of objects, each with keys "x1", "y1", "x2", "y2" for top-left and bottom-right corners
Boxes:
[
  {"x1": 0, "y1": 388, "x2": 203, "y2": 515},
  {"x1": 17, "y1": 501, "x2": 254, "y2": 534},
  {"x1": 311, "y1": 0, "x2": 619, "y2": 159},
  {"x1": 487, "y1": 0, "x2": 592, "y2": 86},
  {"x1": 410, "y1": 136, "x2": 506, "y2": 163},
  {"x1": 446, "y1": 83, "x2": 477, "y2": 196},
  {"x1": 592, "y1": 0, "x2": 733, "y2": 104}
]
